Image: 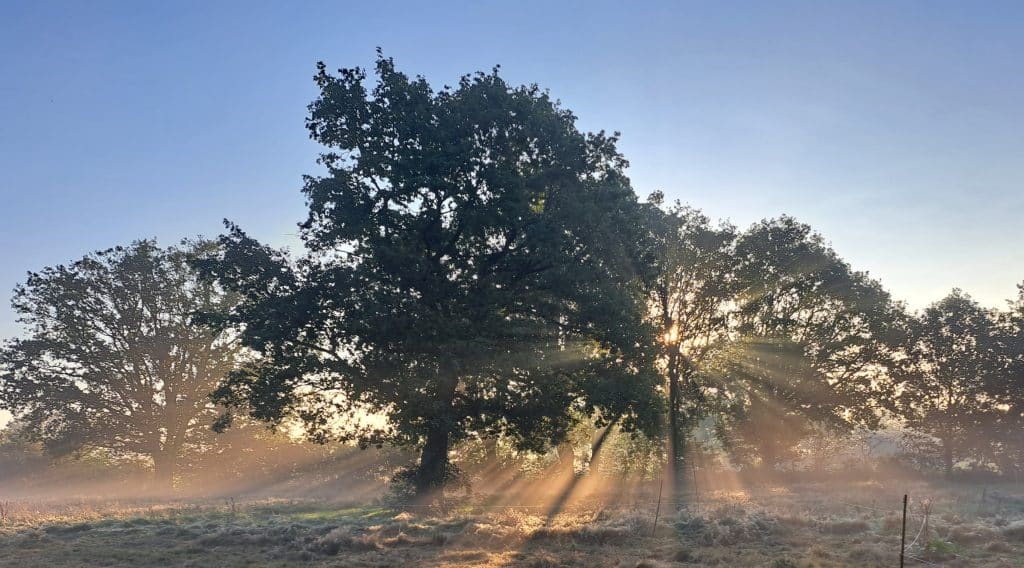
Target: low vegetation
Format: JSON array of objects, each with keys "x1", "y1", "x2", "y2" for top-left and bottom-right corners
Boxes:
[{"x1": 1, "y1": 481, "x2": 1021, "y2": 567}]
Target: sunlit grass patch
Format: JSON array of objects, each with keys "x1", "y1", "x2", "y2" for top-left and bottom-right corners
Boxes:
[
  {"x1": 287, "y1": 505, "x2": 391, "y2": 523},
  {"x1": 0, "y1": 482, "x2": 1021, "y2": 567}
]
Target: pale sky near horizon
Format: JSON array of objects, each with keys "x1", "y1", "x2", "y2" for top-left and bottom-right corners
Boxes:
[{"x1": 1, "y1": 0, "x2": 1022, "y2": 349}]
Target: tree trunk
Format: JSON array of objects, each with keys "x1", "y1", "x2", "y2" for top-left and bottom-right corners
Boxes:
[
  {"x1": 415, "y1": 422, "x2": 451, "y2": 496},
  {"x1": 483, "y1": 437, "x2": 498, "y2": 464},
  {"x1": 587, "y1": 422, "x2": 617, "y2": 475},
  {"x1": 942, "y1": 440, "x2": 954, "y2": 478},
  {"x1": 667, "y1": 349, "x2": 687, "y2": 490},
  {"x1": 414, "y1": 364, "x2": 459, "y2": 499},
  {"x1": 151, "y1": 451, "x2": 177, "y2": 491},
  {"x1": 761, "y1": 440, "x2": 778, "y2": 481},
  {"x1": 812, "y1": 438, "x2": 829, "y2": 474},
  {"x1": 557, "y1": 440, "x2": 575, "y2": 477}
]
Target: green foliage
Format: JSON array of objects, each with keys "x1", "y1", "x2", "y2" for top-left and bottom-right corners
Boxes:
[
  {"x1": 924, "y1": 537, "x2": 959, "y2": 555},
  {"x1": 198, "y1": 52, "x2": 662, "y2": 493},
  {"x1": 0, "y1": 240, "x2": 246, "y2": 485},
  {"x1": 640, "y1": 204, "x2": 905, "y2": 473},
  {"x1": 730, "y1": 216, "x2": 905, "y2": 429},
  {"x1": 893, "y1": 290, "x2": 1012, "y2": 475},
  {"x1": 639, "y1": 198, "x2": 738, "y2": 480}
]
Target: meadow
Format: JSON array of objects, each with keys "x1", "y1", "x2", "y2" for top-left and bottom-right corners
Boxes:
[{"x1": 1, "y1": 480, "x2": 1022, "y2": 567}]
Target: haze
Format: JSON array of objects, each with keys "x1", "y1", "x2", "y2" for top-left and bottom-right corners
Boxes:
[{"x1": 1, "y1": 3, "x2": 1023, "y2": 567}]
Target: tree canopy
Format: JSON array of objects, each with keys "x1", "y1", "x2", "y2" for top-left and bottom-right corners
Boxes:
[
  {"x1": 640, "y1": 205, "x2": 905, "y2": 480},
  {"x1": 0, "y1": 240, "x2": 244, "y2": 486},
  {"x1": 893, "y1": 290, "x2": 1011, "y2": 475},
  {"x1": 198, "y1": 53, "x2": 661, "y2": 495}
]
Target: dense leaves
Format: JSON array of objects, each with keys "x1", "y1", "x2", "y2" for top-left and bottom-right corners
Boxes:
[
  {"x1": 641, "y1": 204, "x2": 907, "y2": 478},
  {"x1": 893, "y1": 290, "x2": 1018, "y2": 475},
  {"x1": 0, "y1": 240, "x2": 245, "y2": 486},
  {"x1": 198, "y1": 53, "x2": 660, "y2": 493}
]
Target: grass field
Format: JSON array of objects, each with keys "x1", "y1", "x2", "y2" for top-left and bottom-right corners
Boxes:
[{"x1": 1, "y1": 481, "x2": 1022, "y2": 567}]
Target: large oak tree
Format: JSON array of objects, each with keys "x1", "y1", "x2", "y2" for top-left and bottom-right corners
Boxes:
[{"x1": 199, "y1": 53, "x2": 661, "y2": 497}]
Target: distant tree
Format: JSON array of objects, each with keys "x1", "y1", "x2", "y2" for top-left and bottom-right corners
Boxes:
[
  {"x1": 198, "y1": 53, "x2": 661, "y2": 498},
  {"x1": 989, "y1": 283, "x2": 1024, "y2": 478},
  {"x1": 0, "y1": 419, "x2": 153, "y2": 490},
  {"x1": 797, "y1": 422, "x2": 850, "y2": 473},
  {"x1": 637, "y1": 208, "x2": 903, "y2": 478},
  {"x1": 893, "y1": 290, "x2": 1004, "y2": 476},
  {"x1": 0, "y1": 240, "x2": 244, "y2": 488},
  {"x1": 639, "y1": 195, "x2": 738, "y2": 487},
  {"x1": 637, "y1": 208, "x2": 903, "y2": 477},
  {"x1": 714, "y1": 217, "x2": 903, "y2": 472},
  {"x1": 0, "y1": 420, "x2": 47, "y2": 483}
]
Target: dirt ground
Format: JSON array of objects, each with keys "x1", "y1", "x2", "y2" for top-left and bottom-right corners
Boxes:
[{"x1": 1, "y1": 480, "x2": 1022, "y2": 567}]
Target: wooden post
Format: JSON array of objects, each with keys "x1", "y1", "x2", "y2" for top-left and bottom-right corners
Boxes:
[
  {"x1": 652, "y1": 477, "x2": 664, "y2": 537},
  {"x1": 692, "y1": 461, "x2": 700, "y2": 515},
  {"x1": 900, "y1": 494, "x2": 908, "y2": 568},
  {"x1": 921, "y1": 499, "x2": 931, "y2": 543}
]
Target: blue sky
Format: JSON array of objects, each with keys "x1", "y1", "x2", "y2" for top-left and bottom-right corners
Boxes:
[{"x1": 1, "y1": 0, "x2": 1023, "y2": 345}]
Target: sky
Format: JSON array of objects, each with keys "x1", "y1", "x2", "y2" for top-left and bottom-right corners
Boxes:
[{"x1": 1, "y1": 0, "x2": 1022, "y2": 345}]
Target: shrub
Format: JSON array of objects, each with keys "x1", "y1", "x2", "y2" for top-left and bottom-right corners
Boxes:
[
  {"x1": 1002, "y1": 521, "x2": 1024, "y2": 542},
  {"x1": 984, "y1": 540, "x2": 1013, "y2": 553},
  {"x1": 312, "y1": 527, "x2": 379, "y2": 554},
  {"x1": 820, "y1": 518, "x2": 869, "y2": 535},
  {"x1": 923, "y1": 538, "x2": 959, "y2": 561}
]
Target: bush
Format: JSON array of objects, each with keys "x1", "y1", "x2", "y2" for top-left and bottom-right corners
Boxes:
[
  {"x1": 313, "y1": 527, "x2": 380, "y2": 554},
  {"x1": 922, "y1": 538, "x2": 958, "y2": 561},
  {"x1": 1002, "y1": 520, "x2": 1024, "y2": 542},
  {"x1": 820, "y1": 518, "x2": 869, "y2": 535},
  {"x1": 383, "y1": 463, "x2": 468, "y2": 506}
]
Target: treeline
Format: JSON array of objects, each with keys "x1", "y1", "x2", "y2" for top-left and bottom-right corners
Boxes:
[{"x1": 1, "y1": 53, "x2": 1021, "y2": 498}]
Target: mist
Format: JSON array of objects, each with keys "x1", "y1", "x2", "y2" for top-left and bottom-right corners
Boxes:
[{"x1": 2, "y1": 5, "x2": 1024, "y2": 567}]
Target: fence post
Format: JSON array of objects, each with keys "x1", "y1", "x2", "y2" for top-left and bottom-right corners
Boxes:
[
  {"x1": 652, "y1": 477, "x2": 664, "y2": 537},
  {"x1": 921, "y1": 499, "x2": 931, "y2": 543},
  {"x1": 692, "y1": 462, "x2": 700, "y2": 515},
  {"x1": 900, "y1": 494, "x2": 908, "y2": 568}
]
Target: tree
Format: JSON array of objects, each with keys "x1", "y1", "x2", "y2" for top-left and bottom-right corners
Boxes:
[
  {"x1": 985, "y1": 283, "x2": 1024, "y2": 478},
  {"x1": 0, "y1": 240, "x2": 244, "y2": 488},
  {"x1": 639, "y1": 194, "x2": 738, "y2": 487},
  {"x1": 1005, "y1": 284, "x2": 1024, "y2": 476},
  {"x1": 894, "y1": 290, "x2": 1004, "y2": 476},
  {"x1": 709, "y1": 217, "x2": 901, "y2": 472},
  {"x1": 199, "y1": 53, "x2": 661, "y2": 498},
  {"x1": 638, "y1": 209, "x2": 902, "y2": 477}
]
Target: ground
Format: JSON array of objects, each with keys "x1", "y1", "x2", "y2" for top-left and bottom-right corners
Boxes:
[{"x1": 1, "y1": 481, "x2": 1022, "y2": 567}]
